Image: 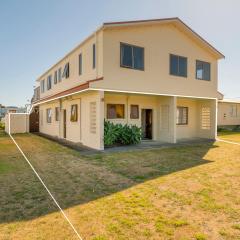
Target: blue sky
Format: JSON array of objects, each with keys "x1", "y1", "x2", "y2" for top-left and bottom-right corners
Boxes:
[{"x1": 0, "y1": 0, "x2": 239, "y2": 107}]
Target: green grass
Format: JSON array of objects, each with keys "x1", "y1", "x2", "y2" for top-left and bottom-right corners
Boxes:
[
  {"x1": 0, "y1": 161, "x2": 15, "y2": 174},
  {"x1": 0, "y1": 132, "x2": 240, "y2": 239}
]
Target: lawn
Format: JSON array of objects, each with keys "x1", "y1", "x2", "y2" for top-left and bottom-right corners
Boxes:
[
  {"x1": 218, "y1": 130, "x2": 240, "y2": 143},
  {"x1": 0, "y1": 131, "x2": 240, "y2": 240}
]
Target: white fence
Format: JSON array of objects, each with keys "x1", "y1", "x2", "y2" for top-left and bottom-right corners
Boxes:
[{"x1": 5, "y1": 113, "x2": 29, "y2": 134}]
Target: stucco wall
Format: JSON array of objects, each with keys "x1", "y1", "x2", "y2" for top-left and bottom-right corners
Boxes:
[
  {"x1": 105, "y1": 93, "x2": 216, "y2": 142},
  {"x1": 92, "y1": 23, "x2": 218, "y2": 98},
  {"x1": 39, "y1": 102, "x2": 60, "y2": 137},
  {"x1": 176, "y1": 98, "x2": 198, "y2": 139},
  {"x1": 176, "y1": 98, "x2": 216, "y2": 140},
  {"x1": 5, "y1": 114, "x2": 29, "y2": 134},
  {"x1": 39, "y1": 90, "x2": 104, "y2": 150},
  {"x1": 39, "y1": 31, "x2": 103, "y2": 100},
  {"x1": 218, "y1": 102, "x2": 240, "y2": 126},
  {"x1": 104, "y1": 93, "x2": 177, "y2": 143}
]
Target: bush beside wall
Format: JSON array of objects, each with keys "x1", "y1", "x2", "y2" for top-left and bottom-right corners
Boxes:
[
  {"x1": 0, "y1": 122, "x2": 5, "y2": 130},
  {"x1": 104, "y1": 120, "x2": 141, "y2": 146}
]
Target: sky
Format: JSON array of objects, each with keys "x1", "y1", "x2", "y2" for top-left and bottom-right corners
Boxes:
[{"x1": 0, "y1": 0, "x2": 239, "y2": 107}]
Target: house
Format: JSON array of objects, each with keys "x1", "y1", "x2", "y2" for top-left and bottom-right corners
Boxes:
[
  {"x1": 0, "y1": 105, "x2": 26, "y2": 120},
  {"x1": 32, "y1": 18, "x2": 224, "y2": 150},
  {"x1": 218, "y1": 98, "x2": 240, "y2": 128}
]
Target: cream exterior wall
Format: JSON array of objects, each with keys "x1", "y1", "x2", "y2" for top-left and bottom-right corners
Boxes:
[
  {"x1": 176, "y1": 98, "x2": 216, "y2": 140},
  {"x1": 39, "y1": 91, "x2": 104, "y2": 150},
  {"x1": 92, "y1": 23, "x2": 218, "y2": 98},
  {"x1": 39, "y1": 102, "x2": 60, "y2": 137},
  {"x1": 218, "y1": 102, "x2": 240, "y2": 126},
  {"x1": 5, "y1": 114, "x2": 29, "y2": 134},
  {"x1": 39, "y1": 31, "x2": 103, "y2": 100},
  {"x1": 34, "y1": 21, "x2": 221, "y2": 149},
  {"x1": 176, "y1": 98, "x2": 198, "y2": 139}
]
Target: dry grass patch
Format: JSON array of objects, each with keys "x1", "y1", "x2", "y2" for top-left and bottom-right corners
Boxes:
[
  {"x1": 0, "y1": 131, "x2": 240, "y2": 239},
  {"x1": 218, "y1": 130, "x2": 240, "y2": 143}
]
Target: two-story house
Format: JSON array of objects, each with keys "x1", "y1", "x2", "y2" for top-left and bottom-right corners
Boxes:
[{"x1": 33, "y1": 18, "x2": 224, "y2": 150}]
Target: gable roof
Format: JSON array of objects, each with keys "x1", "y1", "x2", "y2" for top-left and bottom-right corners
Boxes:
[
  {"x1": 219, "y1": 98, "x2": 240, "y2": 104},
  {"x1": 103, "y1": 17, "x2": 224, "y2": 59},
  {"x1": 36, "y1": 17, "x2": 224, "y2": 82}
]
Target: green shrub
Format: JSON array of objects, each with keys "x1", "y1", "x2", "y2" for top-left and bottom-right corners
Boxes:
[
  {"x1": 104, "y1": 121, "x2": 120, "y2": 146},
  {"x1": 104, "y1": 120, "x2": 141, "y2": 146},
  {"x1": 0, "y1": 122, "x2": 5, "y2": 130}
]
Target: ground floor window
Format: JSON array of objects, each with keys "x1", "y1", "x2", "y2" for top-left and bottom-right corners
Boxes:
[
  {"x1": 177, "y1": 106, "x2": 188, "y2": 125},
  {"x1": 130, "y1": 105, "x2": 139, "y2": 119},
  {"x1": 201, "y1": 107, "x2": 211, "y2": 129},
  {"x1": 70, "y1": 104, "x2": 78, "y2": 122},
  {"x1": 107, "y1": 104, "x2": 125, "y2": 119},
  {"x1": 55, "y1": 107, "x2": 60, "y2": 121},
  {"x1": 46, "y1": 108, "x2": 52, "y2": 123}
]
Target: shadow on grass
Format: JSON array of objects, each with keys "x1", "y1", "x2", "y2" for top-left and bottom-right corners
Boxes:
[{"x1": 0, "y1": 133, "x2": 217, "y2": 224}]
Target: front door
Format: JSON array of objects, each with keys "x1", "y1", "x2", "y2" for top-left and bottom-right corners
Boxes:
[
  {"x1": 29, "y1": 107, "x2": 39, "y2": 132},
  {"x1": 141, "y1": 109, "x2": 153, "y2": 139},
  {"x1": 63, "y1": 109, "x2": 66, "y2": 138}
]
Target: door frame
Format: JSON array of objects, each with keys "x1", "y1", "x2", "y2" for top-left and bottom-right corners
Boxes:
[
  {"x1": 63, "y1": 109, "x2": 67, "y2": 138},
  {"x1": 141, "y1": 108, "x2": 153, "y2": 140}
]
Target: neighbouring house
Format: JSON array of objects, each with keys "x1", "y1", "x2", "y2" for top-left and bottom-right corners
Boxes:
[
  {"x1": 0, "y1": 105, "x2": 26, "y2": 120},
  {"x1": 31, "y1": 17, "x2": 224, "y2": 150},
  {"x1": 2, "y1": 106, "x2": 27, "y2": 133},
  {"x1": 218, "y1": 98, "x2": 240, "y2": 128}
]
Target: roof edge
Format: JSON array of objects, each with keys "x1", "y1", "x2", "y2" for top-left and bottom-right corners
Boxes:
[{"x1": 104, "y1": 17, "x2": 224, "y2": 59}]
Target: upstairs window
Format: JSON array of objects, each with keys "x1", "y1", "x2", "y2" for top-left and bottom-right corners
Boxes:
[
  {"x1": 47, "y1": 75, "x2": 52, "y2": 90},
  {"x1": 58, "y1": 68, "x2": 62, "y2": 82},
  {"x1": 170, "y1": 54, "x2": 187, "y2": 77},
  {"x1": 177, "y1": 106, "x2": 188, "y2": 125},
  {"x1": 120, "y1": 43, "x2": 144, "y2": 70},
  {"x1": 79, "y1": 53, "x2": 82, "y2": 75},
  {"x1": 40, "y1": 80, "x2": 45, "y2": 93},
  {"x1": 107, "y1": 104, "x2": 125, "y2": 119},
  {"x1": 93, "y1": 44, "x2": 96, "y2": 69},
  {"x1": 54, "y1": 70, "x2": 58, "y2": 84},
  {"x1": 196, "y1": 60, "x2": 210, "y2": 81},
  {"x1": 62, "y1": 63, "x2": 69, "y2": 79},
  {"x1": 46, "y1": 108, "x2": 52, "y2": 123}
]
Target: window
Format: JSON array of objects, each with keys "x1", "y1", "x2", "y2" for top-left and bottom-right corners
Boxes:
[
  {"x1": 196, "y1": 60, "x2": 210, "y2": 81},
  {"x1": 62, "y1": 63, "x2": 69, "y2": 79},
  {"x1": 107, "y1": 104, "x2": 125, "y2": 119},
  {"x1": 201, "y1": 107, "x2": 211, "y2": 129},
  {"x1": 70, "y1": 104, "x2": 78, "y2": 122},
  {"x1": 177, "y1": 107, "x2": 188, "y2": 125},
  {"x1": 79, "y1": 53, "x2": 82, "y2": 75},
  {"x1": 58, "y1": 68, "x2": 62, "y2": 82},
  {"x1": 46, "y1": 108, "x2": 52, "y2": 123},
  {"x1": 93, "y1": 44, "x2": 96, "y2": 69},
  {"x1": 54, "y1": 70, "x2": 58, "y2": 84},
  {"x1": 55, "y1": 107, "x2": 60, "y2": 121},
  {"x1": 90, "y1": 102, "x2": 97, "y2": 133},
  {"x1": 40, "y1": 80, "x2": 45, "y2": 93},
  {"x1": 130, "y1": 105, "x2": 139, "y2": 119},
  {"x1": 47, "y1": 75, "x2": 52, "y2": 90},
  {"x1": 170, "y1": 54, "x2": 187, "y2": 77},
  {"x1": 230, "y1": 104, "x2": 237, "y2": 117},
  {"x1": 120, "y1": 43, "x2": 144, "y2": 70}
]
